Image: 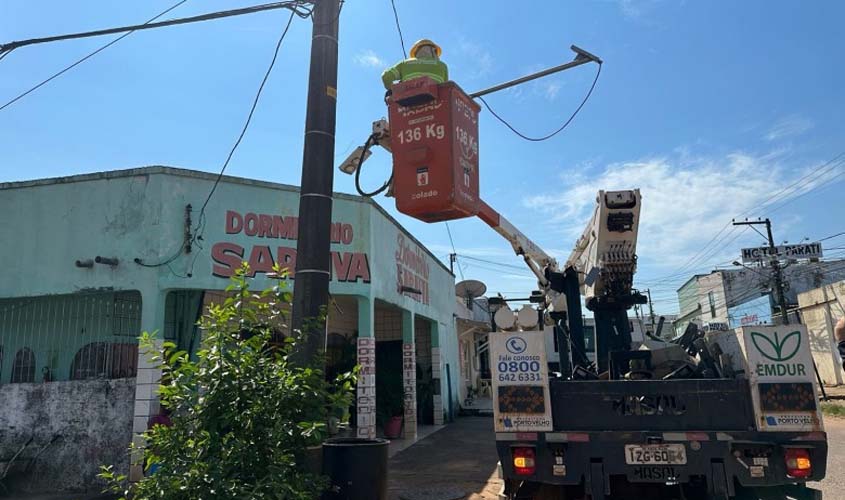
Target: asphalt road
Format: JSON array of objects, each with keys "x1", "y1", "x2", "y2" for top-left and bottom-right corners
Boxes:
[
  {"x1": 813, "y1": 416, "x2": 844, "y2": 499},
  {"x1": 390, "y1": 416, "x2": 845, "y2": 500}
]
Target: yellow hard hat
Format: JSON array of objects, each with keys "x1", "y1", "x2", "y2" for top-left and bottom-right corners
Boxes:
[{"x1": 410, "y1": 39, "x2": 442, "y2": 58}]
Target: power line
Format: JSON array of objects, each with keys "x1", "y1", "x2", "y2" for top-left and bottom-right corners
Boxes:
[
  {"x1": 445, "y1": 222, "x2": 465, "y2": 281},
  {"x1": 477, "y1": 62, "x2": 601, "y2": 142},
  {"x1": 820, "y1": 231, "x2": 845, "y2": 242},
  {"x1": 457, "y1": 254, "x2": 529, "y2": 272},
  {"x1": 193, "y1": 5, "x2": 301, "y2": 259},
  {"x1": 645, "y1": 153, "x2": 845, "y2": 285},
  {"x1": 0, "y1": 0, "x2": 190, "y2": 112},
  {"x1": 0, "y1": 1, "x2": 311, "y2": 54},
  {"x1": 388, "y1": 0, "x2": 407, "y2": 59}
]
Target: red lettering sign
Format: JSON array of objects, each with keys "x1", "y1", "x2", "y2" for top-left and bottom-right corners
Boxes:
[
  {"x1": 212, "y1": 209, "x2": 370, "y2": 282},
  {"x1": 395, "y1": 234, "x2": 430, "y2": 304}
]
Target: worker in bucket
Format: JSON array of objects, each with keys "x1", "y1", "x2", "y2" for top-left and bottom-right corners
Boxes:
[{"x1": 382, "y1": 39, "x2": 448, "y2": 91}]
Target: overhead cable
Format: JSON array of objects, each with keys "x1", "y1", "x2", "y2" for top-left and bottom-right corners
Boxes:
[
  {"x1": 478, "y1": 63, "x2": 601, "y2": 142},
  {"x1": 0, "y1": 2, "x2": 311, "y2": 53},
  {"x1": 194, "y1": 5, "x2": 302, "y2": 241},
  {"x1": 0, "y1": 0, "x2": 190, "y2": 112}
]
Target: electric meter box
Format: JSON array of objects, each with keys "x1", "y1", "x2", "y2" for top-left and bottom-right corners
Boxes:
[{"x1": 388, "y1": 79, "x2": 481, "y2": 222}]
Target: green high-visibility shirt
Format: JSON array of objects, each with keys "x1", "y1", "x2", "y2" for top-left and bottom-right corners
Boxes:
[{"x1": 382, "y1": 58, "x2": 449, "y2": 90}]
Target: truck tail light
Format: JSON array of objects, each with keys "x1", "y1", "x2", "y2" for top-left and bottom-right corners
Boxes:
[
  {"x1": 784, "y1": 448, "x2": 812, "y2": 478},
  {"x1": 512, "y1": 447, "x2": 536, "y2": 476}
]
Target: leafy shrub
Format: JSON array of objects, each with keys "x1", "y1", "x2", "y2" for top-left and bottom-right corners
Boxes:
[{"x1": 101, "y1": 264, "x2": 357, "y2": 499}]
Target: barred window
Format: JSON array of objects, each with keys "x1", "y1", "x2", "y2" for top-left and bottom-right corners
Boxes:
[{"x1": 11, "y1": 347, "x2": 35, "y2": 383}]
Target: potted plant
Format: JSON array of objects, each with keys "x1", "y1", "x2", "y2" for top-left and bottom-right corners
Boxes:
[{"x1": 376, "y1": 357, "x2": 405, "y2": 439}]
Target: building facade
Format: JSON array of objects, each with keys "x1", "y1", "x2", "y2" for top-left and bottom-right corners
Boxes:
[
  {"x1": 797, "y1": 280, "x2": 845, "y2": 386},
  {"x1": 675, "y1": 262, "x2": 845, "y2": 335},
  {"x1": 0, "y1": 167, "x2": 459, "y2": 490}
]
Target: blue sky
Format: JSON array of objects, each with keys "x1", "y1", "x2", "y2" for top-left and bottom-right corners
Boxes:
[{"x1": 2, "y1": 0, "x2": 844, "y2": 314}]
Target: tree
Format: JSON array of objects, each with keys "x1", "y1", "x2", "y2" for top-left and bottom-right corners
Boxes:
[{"x1": 101, "y1": 264, "x2": 356, "y2": 499}]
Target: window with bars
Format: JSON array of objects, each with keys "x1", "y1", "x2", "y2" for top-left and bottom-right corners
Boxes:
[
  {"x1": 0, "y1": 291, "x2": 142, "y2": 384},
  {"x1": 10, "y1": 347, "x2": 35, "y2": 383}
]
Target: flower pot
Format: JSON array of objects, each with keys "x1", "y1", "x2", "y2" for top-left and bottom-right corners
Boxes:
[{"x1": 383, "y1": 415, "x2": 403, "y2": 439}]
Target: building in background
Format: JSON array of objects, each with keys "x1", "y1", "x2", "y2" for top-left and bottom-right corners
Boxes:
[
  {"x1": 797, "y1": 280, "x2": 845, "y2": 386},
  {"x1": 454, "y1": 296, "x2": 492, "y2": 412},
  {"x1": 675, "y1": 261, "x2": 845, "y2": 335},
  {"x1": 0, "y1": 167, "x2": 460, "y2": 491}
]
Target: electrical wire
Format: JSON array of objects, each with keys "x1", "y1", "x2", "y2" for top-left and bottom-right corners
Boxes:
[
  {"x1": 477, "y1": 63, "x2": 601, "y2": 142},
  {"x1": 354, "y1": 134, "x2": 393, "y2": 197},
  {"x1": 457, "y1": 254, "x2": 529, "y2": 272},
  {"x1": 0, "y1": 0, "x2": 190, "y2": 112},
  {"x1": 0, "y1": 1, "x2": 311, "y2": 53},
  {"x1": 192, "y1": 4, "x2": 302, "y2": 266},
  {"x1": 820, "y1": 231, "x2": 845, "y2": 242},
  {"x1": 445, "y1": 222, "x2": 465, "y2": 281},
  {"x1": 388, "y1": 0, "x2": 407, "y2": 59},
  {"x1": 645, "y1": 153, "x2": 845, "y2": 284}
]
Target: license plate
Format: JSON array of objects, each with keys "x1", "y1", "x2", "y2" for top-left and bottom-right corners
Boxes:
[{"x1": 624, "y1": 444, "x2": 687, "y2": 465}]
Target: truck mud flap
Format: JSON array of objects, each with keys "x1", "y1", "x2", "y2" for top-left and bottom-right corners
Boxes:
[
  {"x1": 708, "y1": 461, "x2": 731, "y2": 500},
  {"x1": 589, "y1": 461, "x2": 608, "y2": 500}
]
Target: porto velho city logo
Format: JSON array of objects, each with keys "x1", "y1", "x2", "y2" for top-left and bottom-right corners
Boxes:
[{"x1": 751, "y1": 330, "x2": 808, "y2": 377}]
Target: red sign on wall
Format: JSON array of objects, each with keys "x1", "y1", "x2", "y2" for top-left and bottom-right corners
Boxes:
[
  {"x1": 395, "y1": 233, "x2": 430, "y2": 305},
  {"x1": 211, "y1": 210, "x2": 371, "y2": 283}
]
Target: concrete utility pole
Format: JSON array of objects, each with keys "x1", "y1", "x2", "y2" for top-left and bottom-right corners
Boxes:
[
  {"x1": 646, "y1": 288, "x2": 656, "y2": 330},
  {"x1": 291, "y1": 0, "x2": 341, "y2": 362},
  {"x1": 732, "y1": 218, "x2": 790, "y2": 325}
]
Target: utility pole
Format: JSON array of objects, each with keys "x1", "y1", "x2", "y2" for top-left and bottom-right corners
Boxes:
[
  {"x1": 732, "y1": 218, "x2": 789, "y2": 325},
  {"x1": 291, "y1": 0, "x2": 341, "y2": 362},
  {"x1": 646, "y1": 288, "x2": 656, "y2": 330},
  {"x1": 449, "y1": 253, "x2": 457, "y2": 274}
]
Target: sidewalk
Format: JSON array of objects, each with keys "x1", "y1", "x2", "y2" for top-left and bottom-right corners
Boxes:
[{"x1": 388, "y1": 416, "x2": 501, "y2": 500}]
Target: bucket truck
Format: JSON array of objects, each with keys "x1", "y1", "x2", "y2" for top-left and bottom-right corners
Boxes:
[{"x1": 339, "y1": 75, "x2": 827, "y2": 500}]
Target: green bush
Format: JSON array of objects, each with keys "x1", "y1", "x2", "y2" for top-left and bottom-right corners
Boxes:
[{"x1": 101, "y1": 264, "x2": 357, "y2": 499}]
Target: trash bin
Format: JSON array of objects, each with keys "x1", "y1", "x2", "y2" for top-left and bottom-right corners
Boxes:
[{"x1": 322, "y1": 437, "x2": 389, "y2": 500}]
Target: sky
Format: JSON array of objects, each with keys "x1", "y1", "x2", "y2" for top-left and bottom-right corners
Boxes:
[{"x1": 2, "y1": 0, "x2": 844, "y2": 315}]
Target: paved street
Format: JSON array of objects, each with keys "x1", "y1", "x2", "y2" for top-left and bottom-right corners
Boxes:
[
  {"x1": 812, "y1": 416, "x2": 844, "y2": 499},
  {"x1": 389, "y1": 416, "x2": 502, "y2": 500},
  {"x1": 390, "y1": 415, "x2": 845, "y2": 500}
]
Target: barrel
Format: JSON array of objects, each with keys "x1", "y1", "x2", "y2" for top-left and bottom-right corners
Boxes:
[{"x1": 322, "y1": 437, "x2": 389, "y2": 500}]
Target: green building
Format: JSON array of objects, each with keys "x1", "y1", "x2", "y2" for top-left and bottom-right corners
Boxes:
[{"x1": 0, "y1": 167, "x2": 459, "y2": 490}]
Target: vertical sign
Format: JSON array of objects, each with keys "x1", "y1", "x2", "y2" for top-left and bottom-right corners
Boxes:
[
  {"x1": 356, "y1": 337, "x2": 376, "y2": 439},
  {"x1": 403, "y1": 343, "x2": 417, "y2": 438},
  {"x1": 490, "y1": 331, "x2": 552, "y2": 432},
  {"x1": 738, "y1": 325, "x2": 823, "y2": 432}
]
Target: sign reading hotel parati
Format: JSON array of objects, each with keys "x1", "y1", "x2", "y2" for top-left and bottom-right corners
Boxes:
[
  {"x1": 490, "y1": 330, "x2": 552, "y2": 432},
  {"x1": 738, "y1": 325, "x2": 822, "y2": 432},
  {"x1": 741, "y1": 242, "x2": 823, "y2": 264}
]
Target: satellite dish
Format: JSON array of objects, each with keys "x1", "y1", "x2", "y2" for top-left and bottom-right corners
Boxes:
[
  {"x1": 456, "y1": 279, "x2": 487, "y2": 309},
  {"x1": 494, "y1": 306, "x2": 516, "y2": 330},
  {"x1": 456, "y1": 279, "x2": 487, "y2": 299}
]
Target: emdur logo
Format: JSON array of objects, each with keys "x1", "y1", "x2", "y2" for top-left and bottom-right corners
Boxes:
[{"x1": 750, "y1": 330, "x2": 801, "y2": 362}]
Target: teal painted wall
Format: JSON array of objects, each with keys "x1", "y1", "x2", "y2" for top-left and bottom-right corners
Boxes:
[{"x1": 0, "y1": 168, "x2": 457, "y2": 403}]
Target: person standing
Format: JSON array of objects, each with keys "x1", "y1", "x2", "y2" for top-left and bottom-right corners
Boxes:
[
  {"x1": 835, "y1": 317, "x2": 845, "y2": 370},
  {"x1": 381, "y1": 39, "x2": 448, "y2": 90}
]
